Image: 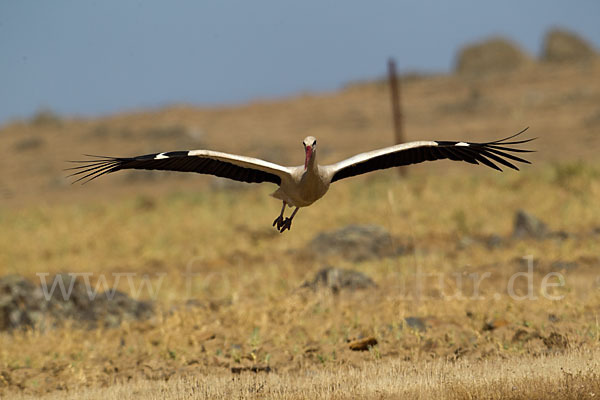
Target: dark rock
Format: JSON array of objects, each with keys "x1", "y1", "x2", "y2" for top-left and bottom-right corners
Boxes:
[
  {"x1": 512, "y1": 329, "x2": 528, "y2": 343},
  {"x1": 453, "y1": 347, "x2": 469, "y2": 359},
  {"x1": 0, "y1": 274, "x2": 153, "y2": 331},
  {"x1": 185, "y1": 298, "x2": 204, "y2": 309},
  {"x1": 404, "y1": 316, "x2": 428, "y2": 332},
  {"x1": 309, "y1": 224, "x2": 405, "y2": 262},
  {"x1": 542, "y1": 28, "x2": 597, "y2": 63},
  {"x1": 511, "y1": 329, "x2": 541, "y2": 343},
  {"x1": 549, "y1": 260, "x2": 578, "y2": 271},
  {"x1": 543, "y1": 332, "x2": 569, "y2": 350},
  {"x1": 512, "y1": 210, "x2": 549, "y2": 239},
  {"x1": 98, "y1": 290, "x2": 154, "y2": 327},
  {"x1": 231, "y1": 365, "x2": 272, "y2": 374},
  {"x1": 486, "y1": 234, "x2": 504, "y2": 248},
  {"x1": 301, "y1": 267, "x2": 376, "y2": 292},
  {"x1": 548, "y1": 313, "x2": 560, "y2": 323},
  {"x1": 0, "y1": 275, "x2": 46, "y2": 331},
  {"x1": 458, "y1": 234, "x2": 503, "y2": 250}
]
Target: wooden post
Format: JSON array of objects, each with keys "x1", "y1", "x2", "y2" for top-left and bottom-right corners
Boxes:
[{"x1": 388, "y1": 58, "x2": 406, "y2": 176}]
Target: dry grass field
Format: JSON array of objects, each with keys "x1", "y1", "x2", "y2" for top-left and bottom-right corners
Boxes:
[
  {"x1": 1, "y1": 57, "x2": 600, "y2": 398},
  {"x1": 8, "y1": 350, "x2": 600, "y2": 399}
]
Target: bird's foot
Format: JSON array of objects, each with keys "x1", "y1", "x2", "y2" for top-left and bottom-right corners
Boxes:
[
  {"x1": 272, "y1": 215, "x2": 284, "y2": 230},
  {"x1": 278, "y1": 218, "x2": 293, "y2": 233}
]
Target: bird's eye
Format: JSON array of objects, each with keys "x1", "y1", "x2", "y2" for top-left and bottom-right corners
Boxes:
[{"x1": 312, "y1": 140, "x2": 317, "y2": 146}]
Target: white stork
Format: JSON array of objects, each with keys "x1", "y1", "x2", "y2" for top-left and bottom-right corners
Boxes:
[{"x1": 68, "y1": 128, "x2": 533, "y2": 232}]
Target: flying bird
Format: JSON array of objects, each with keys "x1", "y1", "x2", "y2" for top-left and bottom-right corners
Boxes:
[{"x1": 68, "y1": 128, "x2": 534, "y2": 233}]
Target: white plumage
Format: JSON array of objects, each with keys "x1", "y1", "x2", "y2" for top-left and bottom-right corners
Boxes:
[{"x1": 68, "y1": 128, "x2": 533, "y2": 232}]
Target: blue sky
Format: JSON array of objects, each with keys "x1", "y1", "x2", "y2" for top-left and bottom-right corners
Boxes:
[{"x1": 1, "y1": 1, "x2": 599, "y2": 124}]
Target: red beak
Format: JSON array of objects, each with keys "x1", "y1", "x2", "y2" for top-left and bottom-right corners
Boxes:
[{"x1": 304, "y1": 146, "x2": 313, "y2": 169}]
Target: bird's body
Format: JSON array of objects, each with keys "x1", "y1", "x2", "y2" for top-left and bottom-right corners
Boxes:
[
  {"x1": 274, "y1": 161, "x2": 329, "y2": 208},
  {"x1": 69, "y1": 129, "x2": 534, "y2": 232}
]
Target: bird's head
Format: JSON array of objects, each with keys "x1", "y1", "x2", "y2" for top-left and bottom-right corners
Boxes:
[{"x1": 303, "y1": 136, "x2": 317, "y2": 169}]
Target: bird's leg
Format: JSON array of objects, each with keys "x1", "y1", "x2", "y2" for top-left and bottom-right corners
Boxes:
[
  {"x1": 272, "y1": 201, "x2": 287, "y2": 230},
  {"x1": 279, "y1": 207, "x2": 299, "y2": 233}
]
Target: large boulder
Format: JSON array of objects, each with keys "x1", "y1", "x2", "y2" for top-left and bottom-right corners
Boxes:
[
  {"x1": 0, "y1": 274, "x2": 154, "y2": 331},
  {"x1": 0, "y1": 275, "x2": 46, "y2": 331},
  {"x1": 542, "y1": 28, "x2": 597, "y2": 63},
  {"x1": 309, "y1": 224, "x2": 405, "y2": 262},
  {"x1": 44, "y1": 274, "x2": 154, "y2": 328},
  {"x1": 455, "y1": 37, "x2": 533, "y2": 76}
]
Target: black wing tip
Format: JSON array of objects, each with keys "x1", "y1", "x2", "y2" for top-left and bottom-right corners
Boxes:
[
  {"x1": 488, "y1": 127, "x2": 536, "y2": 145},
  {"x1": 442, "y1": 128, "x2": 535, "y2": 172},
  {"x1": 65, "y1": 155, "x2": 124, "y2": 185},
  {"x1": 485, "y1": 129, "x2": 533, "y2": 172}
]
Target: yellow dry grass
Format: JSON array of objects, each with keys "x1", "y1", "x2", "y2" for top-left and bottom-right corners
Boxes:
[
  {"x1": 2, "y1": 168, "x2": 600, "y2": 398},
  {"x1": 10, "y1": 348, "x2": 600, "y2": 399},
  {"x1": 1, "y1": 60, "x2": 600, "y2": 398}
]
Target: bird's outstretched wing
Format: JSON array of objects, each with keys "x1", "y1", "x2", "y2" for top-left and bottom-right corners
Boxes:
[
  {"x1": 67, "y1": 149, "x2": 292, "y2": 185},
  {"x1": 328, "y1": 128, "x2": 534, "y2": 183}
]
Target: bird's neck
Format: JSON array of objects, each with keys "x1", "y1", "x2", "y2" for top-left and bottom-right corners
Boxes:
[{"x1": 305, "y1": 151, "x2": 318, "y2": 174}]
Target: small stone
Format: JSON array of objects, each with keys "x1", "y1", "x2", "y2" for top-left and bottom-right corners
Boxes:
[
  {"x1": 483, "y1": 318, "x2": 509, "y2": 331},
  {"x1": 404, "y1": 317, "x2": 428, "y2": 332},
  {"x1": 196, "y1": 331, "x2": 216, "y2": 342},
  {"x1": 231, "y1": 365, "x2": 272, "y2": 374},
  {"x1": 512, "y1": 210, "x2": 548, "y2": 239},
  {"x1": 486, "y1": 234, "x2": 504, "y2": 248},
  {"x1": 303, "y1": 345, "x2": 319, "y2": 354},
  {"x1": 516, "y1": 330, "x2": 542, "y2": 344},
  {"x1": 548, "y1": 314, "x2": 560, "y2": 323},
  {"x1": 543, "y1": 332, "x2": 569, "y2": 350},
  {"x1": 301, "y1": 267, "x2": 376, "y2": 292},
  {"x1": 550, "y1": 260, "x2": 578, "y2": 271},
  {"x1": 511, "y1": 329, "x2": 529, "y2": 343},
  {"x1": 348, "y1": 336, "x2": 378, "y2": 351}
]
